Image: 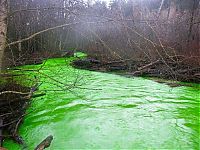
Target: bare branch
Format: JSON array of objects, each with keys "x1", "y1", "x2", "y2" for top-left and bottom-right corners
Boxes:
[
  {"x1": 6, "y1": 20, "x2": 110, "y2": 47},
  {"x1": 158, "y1": 0, "x2": 165, "y2": 14}
]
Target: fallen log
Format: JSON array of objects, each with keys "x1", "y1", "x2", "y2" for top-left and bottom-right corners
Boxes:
[
  {"x1": 34, "y1": 135, "x2": 53, "y2": 150},
  {"x1": 138, "y1": 59, "x2": 160, "y2": 71}
]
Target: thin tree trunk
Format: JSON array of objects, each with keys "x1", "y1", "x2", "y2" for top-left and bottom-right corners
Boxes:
[
  {"x1": 0, "y1": 0, "x2": 7, "y2": 71},
  {"x1": 187, "y1": 0, "x2": 196, "y2": 46},
  {"x1": 158, "y1": 0, "x2": 165, "y2": 14}
]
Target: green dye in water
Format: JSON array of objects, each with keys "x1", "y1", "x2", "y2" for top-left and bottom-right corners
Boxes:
[{"x1": 3, "y1": 56, "x2": 200, "y2": 149}]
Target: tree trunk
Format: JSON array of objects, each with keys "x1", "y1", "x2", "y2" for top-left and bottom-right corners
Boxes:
[
  {"x1": 0, "y1": 0, "x2": 7, "y2": 71},
  {"x1": 187, "y1": 0, "x2": 196, "y2": 47}
]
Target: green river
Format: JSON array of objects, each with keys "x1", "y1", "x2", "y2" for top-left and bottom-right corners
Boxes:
[{"x1": 3, "y1": 56, "x2": 200, "y2": 149}]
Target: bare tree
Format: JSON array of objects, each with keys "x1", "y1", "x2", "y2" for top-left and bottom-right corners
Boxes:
[{"x1": 0, "y1": 0, "x2": 7, "y2": 71}]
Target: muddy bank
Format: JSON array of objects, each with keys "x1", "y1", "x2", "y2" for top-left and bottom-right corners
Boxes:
[
  {"x1": 0, "y1": 75, "x2": 53, "y2": 150},
  {"x1": 0, "y1": 71, "x2": 47, "y2": 149},
  {"x1": 0, "y1": 80, "x2": 31, "y2": 148},
  {"x1": 72, "y1": 57, "x2": 200, "y2": 83}
]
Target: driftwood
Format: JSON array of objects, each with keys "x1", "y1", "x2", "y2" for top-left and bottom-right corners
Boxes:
[
  {"x1": 128, "y1": 59, "x2": 161, "y2": 76},
  {"x1": 34, "y1": 135, "x2": 53, "y2": 150},
  {"x1": 138, "y1": 59, "x2": 160, "y2": 70}
]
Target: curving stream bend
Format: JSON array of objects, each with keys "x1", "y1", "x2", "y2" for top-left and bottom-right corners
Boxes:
[{"x1": 4, "y1": 57, "x2": 200, "y2": 149}]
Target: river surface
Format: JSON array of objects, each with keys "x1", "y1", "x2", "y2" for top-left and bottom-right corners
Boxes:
[{"x1": 4, "y1": 57, "x2": 200, "y2": 149}]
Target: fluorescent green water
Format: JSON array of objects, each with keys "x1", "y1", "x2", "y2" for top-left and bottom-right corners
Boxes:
[{"x1": 4, "y1": 57, "x2": 200, "y2": 149}]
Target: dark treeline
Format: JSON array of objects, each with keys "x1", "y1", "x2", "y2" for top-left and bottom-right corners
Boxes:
[{"x1": 4, "y1": 0, "x2": 199, "y2": 67}]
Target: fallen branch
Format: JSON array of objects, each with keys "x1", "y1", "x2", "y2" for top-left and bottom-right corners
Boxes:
[
  {"x1": 32, "y1": 93, "x2": 46, "y2": 98},
  {"x1": 0, "y1": 83, "x2": 41, "y2": 100},
  {"x1": 6, "y1": 20, "x2": 111, "y2": 47},
  {"x1": 34, "y1": 135, "x2": 53, "y2": 150},
  {"x1": 0, "y1": 91, "x2": 29, "y2": 96},
  {"x1": 0, "y1": 117, "x2": 22, "y2": 129},
  {"x1": 14, "y1": 118, "x2": 23, "y2": 135},
  {"x1": 138, "y1": 59, "x2": 160, "y2": 71}
]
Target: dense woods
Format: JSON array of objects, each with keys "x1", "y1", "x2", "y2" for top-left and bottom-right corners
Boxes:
[
  {"x1": 2, "y1": 0, "x2": 199, "y2": 82},
  {"x1": 3, "y1": 0, "x2": 199, "y2": 67}
]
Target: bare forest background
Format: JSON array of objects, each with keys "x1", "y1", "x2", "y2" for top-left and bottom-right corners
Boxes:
[{"x1": 2, "y1": 0, "x2": 200, "y2": 69}]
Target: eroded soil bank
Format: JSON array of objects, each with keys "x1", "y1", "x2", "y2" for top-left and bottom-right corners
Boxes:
[{"x1": 72, "y1": 56, "x2": 200, "y2": 83}]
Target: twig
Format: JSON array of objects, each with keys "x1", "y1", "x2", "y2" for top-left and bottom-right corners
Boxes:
[
  {"x1": 0, "y1": 119, "x2": 18, "y2": 128},
  {"x1": 14, "y1": 118, "x2": 23, "y2": 135}
]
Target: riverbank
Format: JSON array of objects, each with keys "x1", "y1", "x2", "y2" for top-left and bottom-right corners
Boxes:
[
  {"x1": 72, "y1": 57, "x2": 200, "y2": 83},
  {"x1": 0, "y1": 75, "x2": 45, "y2": 149},
  {"x1": 0, "y1": 79, "x2": 31, "y2": 148}
]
